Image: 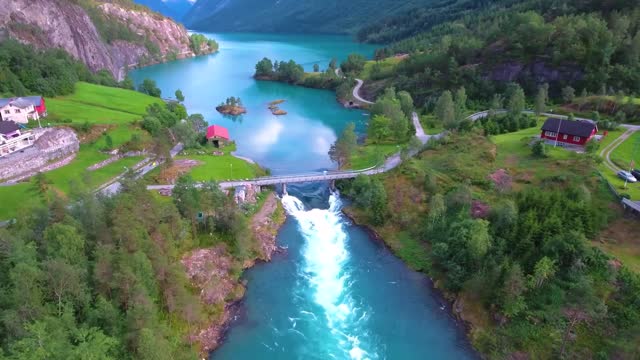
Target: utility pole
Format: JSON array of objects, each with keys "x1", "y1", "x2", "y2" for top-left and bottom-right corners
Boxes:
[
  {"x1": 629, "y1": 136, "x2": 640, "y2": 173},
  {"x1": 554, "y1": 118, "x2": 563, "y2": 147}
]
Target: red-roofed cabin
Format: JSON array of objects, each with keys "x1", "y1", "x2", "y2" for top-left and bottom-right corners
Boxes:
[{"x1": 206, "y1": 125, "x2": 230, "y2": 148}]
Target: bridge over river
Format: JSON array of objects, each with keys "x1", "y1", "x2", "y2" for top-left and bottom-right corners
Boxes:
[{"x1": 147, "y1": 112, "x2": 437, "y2": 192}]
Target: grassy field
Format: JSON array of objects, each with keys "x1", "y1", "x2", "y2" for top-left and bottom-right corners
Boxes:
[
  {"x1": 610, "y1": 131, "x2": 640, "y2": 170},
  {"x1": 46, "y1": 82, "x2": 162, "y2": 124},
  {"x1": 359, "y1": 57, "x2": 403, "y2": 80},
  {"x1": 419, "y1": 114, "x2": 444, "y2": 135},
  {"x1": 349, "y1": 143, "x2": 401, "y2": 169},
  {"x1": 0, "y1": 83, "x2": 159, "y2": 220},
  {"x1": 594, "y1": 129, "x2": 640, "y2": 200},
  {"x1": 180, "y1": 154, "x2": 258, "y2": 181},
  {"x1": 147, "y1": 144, "x2": 260, "y2": 183}
]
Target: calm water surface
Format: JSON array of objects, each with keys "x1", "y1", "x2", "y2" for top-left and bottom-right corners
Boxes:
[
  {"x1": 131, "y1": 33, "x2": 376, "y2": 174},
  {"x1": 130, "y1": 34, "x2": 476, "y2": 360}
]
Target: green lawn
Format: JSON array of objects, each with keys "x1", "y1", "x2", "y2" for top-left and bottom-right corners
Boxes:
[
  {"x1": 46, "y1": 82, "x2": 162, "y2": 124},
  {"x1": 1, "y1": 128, "x2": 148, "y2": 220},
  {"x1": 610, "y1": 131, "x2": 640, "y2": 170},
  {"x1": 180, "y1": 154, "x2": 258, "y2": 181},
  {"x1": 419, "y1": 114, "x2": 444, "y2": 135},
  {"x1": 146, "y1": 144, "x2": 261, "y2": 182},
  {"x1": 0, "y1": 184, "x2": 34, "y2": 220},
  {"x1": 598, "y1": 167, "x2": 640, "y2": 200},
  {"x1": 359, "y1": 57, "x2": 402, "y2": 80},
  {"x1": 349, "y1": 143, "x2": 401, "y2": 170}
]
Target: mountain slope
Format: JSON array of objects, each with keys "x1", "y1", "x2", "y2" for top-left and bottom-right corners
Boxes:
[
  {"x1": 0, "y1": 0, "x2": 215, "y2": 80},
  {"x1": 132, "y1": 0, "x2": 194, "y2": 21},
  {"x1": 184, "y1": 0, "x2": 437, "y2": 34}
]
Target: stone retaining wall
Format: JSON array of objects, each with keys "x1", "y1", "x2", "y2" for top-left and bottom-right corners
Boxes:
[
  {"x1": 87, "y1": 151, "x2": 147, "y2": 171},
  {"x1": 0, "y1": 127, "x2": 79, "y2": 182}
]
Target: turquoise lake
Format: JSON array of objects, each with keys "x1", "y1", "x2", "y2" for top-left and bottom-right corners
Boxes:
[
  {"x1": 131, "y1": 33, "x2": 377, "y2": 174},
  {"x1": 131, "y1": 33, "x2": 476, "y2": 360}
]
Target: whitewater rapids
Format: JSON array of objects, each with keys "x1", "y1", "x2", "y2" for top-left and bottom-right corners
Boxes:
[{"x1": 281, "y1": 193, "x2": 377, "y2": 360}]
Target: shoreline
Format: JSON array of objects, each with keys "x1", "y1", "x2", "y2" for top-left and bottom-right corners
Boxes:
[{"x1": 186, "y1": 191, "x2": 287, "y2": 357}]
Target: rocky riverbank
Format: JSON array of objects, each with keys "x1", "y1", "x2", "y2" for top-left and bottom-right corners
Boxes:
[{"x1": 182, "y1": 192, "x2": 286, "y2": 356}]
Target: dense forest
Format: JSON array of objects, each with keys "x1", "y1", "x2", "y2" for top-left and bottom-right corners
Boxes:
[
  {"x1": 184, "y1": 0, "x2": 438, "y2": 34},
  {"x1": 357, "y1": 0, "x2": 640, "y2": 110},
  {"x1": 0, "y1": 40, "x2": 132, "y2": 98},
  {"x1": 0, "y1": 174, "x2": 257, "y2": 359}
]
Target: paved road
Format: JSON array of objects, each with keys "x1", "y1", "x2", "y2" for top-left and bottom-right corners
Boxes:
[
  {"x1": 353, "y1": 79, "x2": 374, "y2": 105},
  {"x1": 412, "y1": 112, "x2": 429, "y2": 144}
]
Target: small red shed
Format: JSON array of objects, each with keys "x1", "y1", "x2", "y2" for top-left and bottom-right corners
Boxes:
[
  {"x1": 540, "y1": 118, "x2": 597, "y2": 146},
  {"x1": 206, "y1": 125, "x2": 230, "y2": 148}
]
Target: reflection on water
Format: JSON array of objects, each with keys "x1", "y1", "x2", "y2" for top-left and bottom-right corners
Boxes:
[{"x1": 130, "y1": 33, "x2": 375, "y2": 174}]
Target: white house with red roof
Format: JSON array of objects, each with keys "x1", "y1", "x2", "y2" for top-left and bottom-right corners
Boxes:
[{"x1": 206, "y1": 125, "x2": 230, "y2": 148}]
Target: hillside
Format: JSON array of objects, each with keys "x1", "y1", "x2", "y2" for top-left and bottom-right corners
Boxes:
[
  {"x1": 352, "y1": 0, "x2": 640, "y2": 107},
  {"x1": 184, "y1": 0, "x2": 437, "y2": 34},
  {"x1": 132, "y1": 0, "x2": 194, "y2": 21},
  {"x1": 0, "y1": 0, "x2": 215, "y2": 80}
]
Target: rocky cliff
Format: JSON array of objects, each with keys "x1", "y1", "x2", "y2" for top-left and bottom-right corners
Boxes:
[{"x1": 0, "y1": 0, "x2": 214, "y2": 80}]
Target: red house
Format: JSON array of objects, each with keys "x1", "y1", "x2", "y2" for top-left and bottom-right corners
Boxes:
[
  {"x1": 540, "y1": 118, "x2": 597, "y2": 146},
  {"x1": 206, "y1": 125, "x2": 230, "y2": 148}
]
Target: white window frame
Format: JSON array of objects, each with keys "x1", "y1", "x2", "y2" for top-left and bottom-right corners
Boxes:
[
  {"x1": 563, "y1": 134, "x2": 568, "y2": 140},
  {"x1": 573, "y1": 136, "x2": 581, "y2": 142},
  {"x1": 545, "y1": 131, "x2": 557, "y2": 137}
]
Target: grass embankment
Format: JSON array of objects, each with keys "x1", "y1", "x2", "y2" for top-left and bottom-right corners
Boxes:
[
  {"x1": 349, "y1": 143, "x2": 401, "y2": 169},
  {"x1": 0, "y1": 83, "x2": 160, "y2": 219},
  {"x1": 46, "y1": 82, "x2": 162, "y2": 124},
  {"x1": 596, "y1": 129, "x2": 640, "y2": 200},
  {"x1": 359, "y1": 57, "x2": 403, "y2": 81},
  {"x1": 147, "y1": 143, "x2": 261, "y2": 183},
  {"x1": 610, "y1": 131, "x2": 640, "y2": 170}
]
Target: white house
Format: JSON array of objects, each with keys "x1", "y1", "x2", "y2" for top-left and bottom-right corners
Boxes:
[
  {"x1": 0, "y1": 121, "x2": 35, "y2": 157},
  {"x1": 0, "y1": 98, "x2": 40, "y2": 124}
]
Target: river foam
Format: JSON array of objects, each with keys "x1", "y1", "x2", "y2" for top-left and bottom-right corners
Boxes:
[{"x1": 281, "y1": 193, "x2": 376, "y2": 360}]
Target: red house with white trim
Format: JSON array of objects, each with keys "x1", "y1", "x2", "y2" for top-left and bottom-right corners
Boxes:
[
  {"x1": 206, "y1": 125, "x2": 230, "y2": 148},
  {"x1": 540, "y1": 118, "x2": 598, "y2": 146}
]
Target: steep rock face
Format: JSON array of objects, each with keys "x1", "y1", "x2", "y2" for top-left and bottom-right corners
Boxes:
[
  {"x1": 0, "y1": 0, "x2": 212, "y2": 80},
  {"x1": 99, "y1": 3, "x2": 193, "y2": 57},
  {"x1": 0, "y1": 0, "x2": 116, "y2": 74}
]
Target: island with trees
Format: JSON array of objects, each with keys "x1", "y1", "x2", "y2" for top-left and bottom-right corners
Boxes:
[{"x1": 216, "y1": 96, "x2": 247, "y2": 116}]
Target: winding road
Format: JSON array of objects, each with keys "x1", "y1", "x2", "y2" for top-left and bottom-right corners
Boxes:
[{"x1": 353, "y1": 79, "x2": 374, "y2": 105}]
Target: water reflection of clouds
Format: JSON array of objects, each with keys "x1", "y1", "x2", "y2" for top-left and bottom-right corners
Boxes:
[{"x1": 248, "y1": 117, "x2": 285, "y2": 154}]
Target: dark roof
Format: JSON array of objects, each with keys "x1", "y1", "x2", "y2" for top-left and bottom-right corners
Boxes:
[
  {"x1": 0, "y1": 121, "x2": 19, "y2": 135},
  {"x1": 541, "y1": 118, "x2": 597, "y2": 137},
  {"x1": 0, "y1": 96, "x2": 43, "y2": 108}
]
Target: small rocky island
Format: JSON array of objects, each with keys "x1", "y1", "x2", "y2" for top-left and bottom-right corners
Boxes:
[
  {"x1": 216, "y1": 96, "x2": 247, "y2": 115},
  {"x1": 268, "y1": 99, "x2": 287, "y2": 115}
]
